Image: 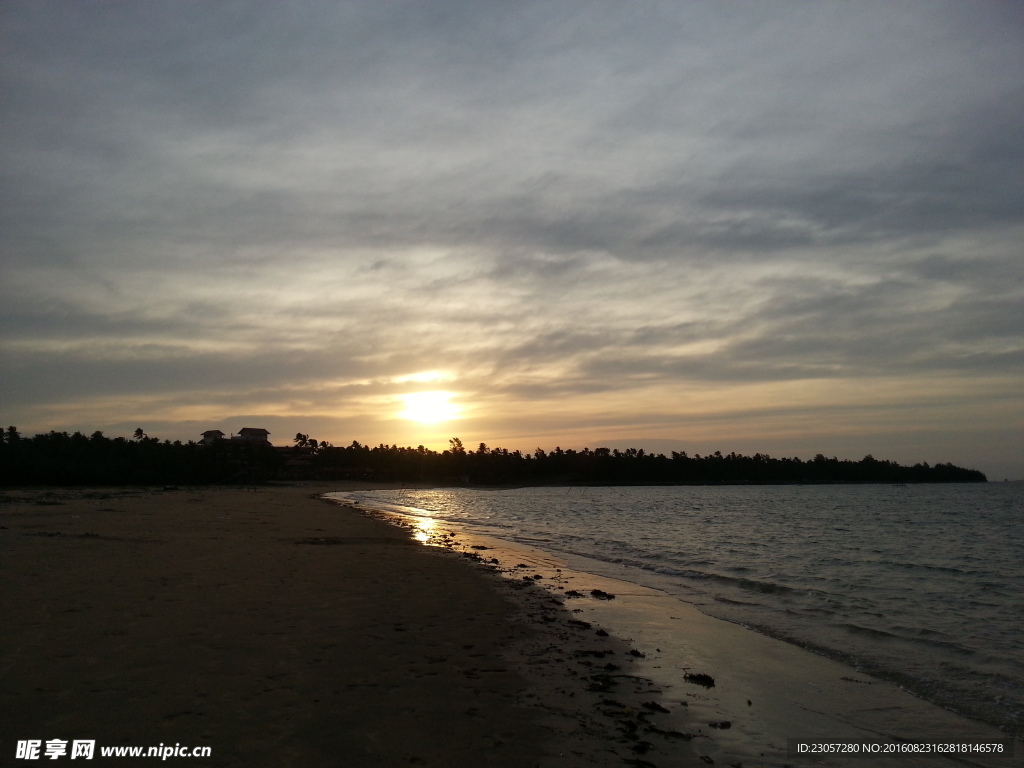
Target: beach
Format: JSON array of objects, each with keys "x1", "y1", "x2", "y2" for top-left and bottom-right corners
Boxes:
[
  {"x1": 0, "y1": 483, "x2": 704, "y2": 767},
  {"x1": 2, "y1": 483, "x2": 1018, "y2": 768}
]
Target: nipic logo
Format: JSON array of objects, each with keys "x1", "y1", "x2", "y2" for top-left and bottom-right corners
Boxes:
[{"x1": 16, "y1": 740, "x2": 94, "y2": 760}]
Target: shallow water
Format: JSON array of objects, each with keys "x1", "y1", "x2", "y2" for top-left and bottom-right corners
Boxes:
[{"x1": 328, "y1": 483, "x2": 1024, "y2": 736}]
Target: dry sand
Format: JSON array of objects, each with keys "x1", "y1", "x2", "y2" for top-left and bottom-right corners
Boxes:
[{"x1": 0, "y1": 483, "x2": 705, "y2": 767}]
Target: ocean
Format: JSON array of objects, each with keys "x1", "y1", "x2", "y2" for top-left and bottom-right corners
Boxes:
[{"x1": 327, "y1": 483, "x2": 1023, "y2": 736}]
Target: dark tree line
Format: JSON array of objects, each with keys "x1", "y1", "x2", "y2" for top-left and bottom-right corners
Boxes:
[
  {"x1": 0, "y1": 427, "x2": 282, "y2": 486},
  {"x1": 312, "y1": 439, "x2": 986, "y2": 485},
  {"x1": 1, "y1": 427, "x2": 986, "y2": 487}
]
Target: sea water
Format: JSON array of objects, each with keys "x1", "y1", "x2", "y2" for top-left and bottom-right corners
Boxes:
[{"x1": 328, "y1": 483, "x2": 1023, "y2": 735}]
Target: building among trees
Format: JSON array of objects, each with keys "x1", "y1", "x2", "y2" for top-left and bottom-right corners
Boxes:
[
  {"x1": 200, "y1": 430, "x2": 225, "y2": 445},
  {"x1": 201, "y1": 427, "x2": 271, "y2": 446}
]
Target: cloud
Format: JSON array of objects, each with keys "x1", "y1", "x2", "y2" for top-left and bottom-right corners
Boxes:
[{"x1": 0, "y1": 1, "x2": 1021, "y2": 476}]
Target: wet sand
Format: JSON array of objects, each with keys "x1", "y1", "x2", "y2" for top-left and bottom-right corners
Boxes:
[{"x1": 0, "y1": 483, "x2": 704, "y2": 767}]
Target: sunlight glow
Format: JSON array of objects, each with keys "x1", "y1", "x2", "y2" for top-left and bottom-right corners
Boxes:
[
  {"x1": 397, "y1": 391, "x2": 461, "y2": 423},
  {"x1": 392, "y1": 370, "x2": 447, "y2": 384}
]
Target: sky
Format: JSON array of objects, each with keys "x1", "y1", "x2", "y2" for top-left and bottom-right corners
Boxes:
[{"x1": 2, "y1": 1, "x2": 1022, "y2": 480}]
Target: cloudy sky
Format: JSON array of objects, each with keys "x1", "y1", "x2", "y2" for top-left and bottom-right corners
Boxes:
[{"x1": 2, "y1": 1, "x2": 1022, "y2": 478}]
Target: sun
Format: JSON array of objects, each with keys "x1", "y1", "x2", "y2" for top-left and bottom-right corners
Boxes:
[{"x1": 397, "y1": 391, "x2": 460, "y2": 424}]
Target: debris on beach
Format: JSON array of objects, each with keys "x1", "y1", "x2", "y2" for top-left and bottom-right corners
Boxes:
[
  {"x1": 645, "y1": 724, "x2": 698, "y2": 740},
  {"x1": 591, "y1": 589, "x2": 616, "y2": 599},
  {"x1": 641, "y1": 701, "x2": 671, "y2": 713},
  {"x1": 684, "y1": 672, "x2": 716, "y2": 688}
]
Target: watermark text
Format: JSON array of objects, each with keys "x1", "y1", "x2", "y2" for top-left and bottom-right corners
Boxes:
[{"x1": 15, "y1": 741, "x2": 211, "y2": 760}]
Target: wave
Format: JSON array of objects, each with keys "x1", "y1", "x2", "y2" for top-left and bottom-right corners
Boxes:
[
  {"x1": 839, "y1": 623, "x2": 976, "y2": 655},
  {"x1": 507, "y1": 538, "x2": 801, "y2": 597},
  {"x1": 875, "y1": 559, "x2": 979, "y2": 575},
  {"x1": 712, "y1": 596, "x2": 764, "y2": 607}
]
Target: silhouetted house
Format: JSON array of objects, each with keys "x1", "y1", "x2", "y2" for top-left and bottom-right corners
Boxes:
[
  {"x1": 234, "y1": 428, "x2": 271, "y2": 445},
  {"x1": 200, "y1": 427, "x2": 272, "y2": 446},
  {"x1": 200, "y1": 430, "x2": 225, "y2": 445}
]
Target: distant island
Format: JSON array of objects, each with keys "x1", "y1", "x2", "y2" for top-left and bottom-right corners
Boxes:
[{"x1": 0, "y1": 427, "x2": 986, "y2": 486}]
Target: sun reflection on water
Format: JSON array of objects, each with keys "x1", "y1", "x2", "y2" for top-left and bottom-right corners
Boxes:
[{"x1": 411, "y1": 516, "x2": 436, "y2": 544}]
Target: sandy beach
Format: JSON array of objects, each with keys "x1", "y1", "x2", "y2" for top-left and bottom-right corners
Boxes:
[
  {"x1": 0, "y1": 483, "x2": 705, "y2": 767},
  {"x1": 2, "y1": 483, "x2": 1018, "y2": 768}
]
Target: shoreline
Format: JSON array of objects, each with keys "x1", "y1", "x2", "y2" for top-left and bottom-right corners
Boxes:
[
  {"x1": 332, "y1": 483, "x2": 1024, "y2": 739},
  {"x1": 340, "y1": 493, "x2": 1023, "y2": 767}
]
